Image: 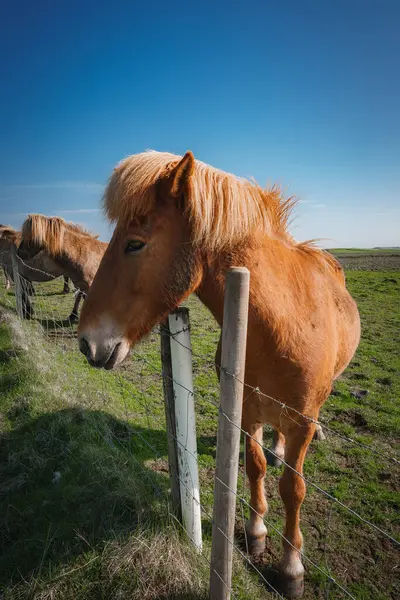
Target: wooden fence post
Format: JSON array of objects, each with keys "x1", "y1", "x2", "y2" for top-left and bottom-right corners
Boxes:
[
  {"x1": 10, "y1": 245, "x2": 24, "y2": 319},
  {"x1": 210, "y1": 267, "x2": 250, "y2": 600},
  {"x1": 161, "y1": 307, "x2": 202, "y2": 551}
]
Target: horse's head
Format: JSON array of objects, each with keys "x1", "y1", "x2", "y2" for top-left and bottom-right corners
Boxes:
[
  {"x1": 17, "y1": 239, "x2": 42, "y2": 261},
  {"x1": 78, "y1": 152, "x2": 203, "y2": 369},
  {"x1": 0, "y1": 227, "x2": 19, "y2": 252}
]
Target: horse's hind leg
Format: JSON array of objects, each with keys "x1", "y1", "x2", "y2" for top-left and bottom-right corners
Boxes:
[
  {"x1": 269, "y1": 425, "x2": 324, "y2": 460},
  {"x1": 278, "y1": 420, "x2": 316, "y2": 598},
  {"x1": 267, "y1": 429, "x2": 286, "y2": 467},
  {"x1": 313, "y1": 423, "x2": 325, "y2": 441},
  {"x1": 69, "y1": 291, "x2": 83, "y2": 323},
  {"x1": 62, "y1": 276, "x2": 70, "y2": 294},
  {"x1": 243, "y1": 420, "x2": 268, "y2": 555}
]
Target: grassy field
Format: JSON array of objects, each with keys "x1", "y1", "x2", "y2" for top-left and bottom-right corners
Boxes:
[{"x1": 0, "y1": 250, "x2": 399, "y2": 599}]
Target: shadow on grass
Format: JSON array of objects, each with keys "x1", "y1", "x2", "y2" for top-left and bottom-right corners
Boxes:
[
  {"x1": 0, "y1": 348, "x2": 23, "y2": 365},
  {"x1": 0, "y1": 408, "x2": 182, "y2": 589},
  {"x1": 0, "y1": 407, "x2": 281, "y2": 599}
]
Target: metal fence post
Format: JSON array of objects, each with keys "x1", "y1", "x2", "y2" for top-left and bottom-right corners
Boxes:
[
  {"x1": 210, "y1": 267, "x2": 250, "y2": 600},
  {"x1": 167, "y1": 307, "x2": 202, "y2": 551}
]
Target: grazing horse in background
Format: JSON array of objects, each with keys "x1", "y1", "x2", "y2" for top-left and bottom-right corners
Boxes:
[
  {"x1": 0, "y1": 225, "x2": 71, "y2": 316},
  {"x1": 77, "y1": 151, "x2": 360, "y2": 598},
  {"x1": 18, "y1": 215, "x2": 107, "y2": 322}
]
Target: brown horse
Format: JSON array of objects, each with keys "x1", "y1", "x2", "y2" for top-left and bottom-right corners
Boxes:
[
  {"x1": 77, "y1": 151, "x2": 360, "y2": 597},
  {"x1": 18, "y1": 215, "x2": 107, "y2": 321},
  {"x1": 0, "y1": 225, "x2": 71, "y2": 316}
]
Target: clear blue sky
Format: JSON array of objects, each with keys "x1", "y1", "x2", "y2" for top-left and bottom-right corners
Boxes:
[{"x1": 0, "y1": 0, "x2": 399, "y2": 247}]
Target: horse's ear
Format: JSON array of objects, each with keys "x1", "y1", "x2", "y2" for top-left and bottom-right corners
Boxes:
[{"x1": 167, "y1": 151, "x2": 195, "y2": 198}]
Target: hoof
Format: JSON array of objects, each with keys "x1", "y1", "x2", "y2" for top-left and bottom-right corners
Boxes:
[
  {"x1": 278, "y1": 575, "x2": 304, "y2": 598},
  {"x1": 62, "y1": 289, "x2": 70, "y2": 294},
  {"x1": 68, "y1": 313, "x2": 78, "y2": 323},
  {"x1": 266, "y1": 450, "x2": 283, "y2": 468},
  {"x1": 246, "y1": 534, "x2": 266, "y2": 556}
]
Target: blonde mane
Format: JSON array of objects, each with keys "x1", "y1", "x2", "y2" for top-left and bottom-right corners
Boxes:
[
  {"x1": 104, "y1": 151, "x2": 296, "y2": 251},
  {"x1": 21, "y1": 214, "x2": 99, "y2": 257}
]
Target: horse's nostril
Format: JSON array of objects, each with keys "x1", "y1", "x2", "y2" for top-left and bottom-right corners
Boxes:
[{"x1": 79, "y1": 337, "x2": 90, "y2": 357}]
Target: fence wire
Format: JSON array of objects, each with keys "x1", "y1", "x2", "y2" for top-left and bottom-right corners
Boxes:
[{"x1": 0, "y1": 254, "x2": 398, "y2": 600}]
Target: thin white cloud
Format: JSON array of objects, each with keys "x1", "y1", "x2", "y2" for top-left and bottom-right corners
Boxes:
[{"x1": 0, "y1": 182, "x2": 104, "y2": 191}]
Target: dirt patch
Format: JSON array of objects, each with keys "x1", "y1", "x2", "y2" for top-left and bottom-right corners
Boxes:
[
  {"x1": 331, "y1": 409, "x2": 369, "y2": 429},
  {"x1": 334, "y1": 253, "x2": 400, "y2": 271},
  {"x1": 350, "y1": 388, "x2": 369, "y2": 400},
  {"x1": 376, "y1": 377, "x2": 393, "y2": 386},
  {"x1": 349, "y1": 360, "x2": 361, "y2": 368},
  {"x1": 348, "y1": 372, "x2": 368, "y2": 381},
  {"x1": 146, "y1": 457, "x2": 169, "y2": 475}
]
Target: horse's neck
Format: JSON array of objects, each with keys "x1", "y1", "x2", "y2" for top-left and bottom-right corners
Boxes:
[
  {"x1": 48, "y1": 229, "x2": 89, "y2": 279},
  {"x1": 196, "y1": 235, "x2": 302, "y2": 328},
  {"x1": 53, "y1": 229, "x2": 78, "y2": 263},
  {"x1": 57, "y1": 230, "x2": 105, "y2": 287},
  {"x1": 197, "y1": 236, "x2": 267, "y2": 325}
]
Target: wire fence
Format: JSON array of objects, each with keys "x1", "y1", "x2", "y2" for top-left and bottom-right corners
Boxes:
[{"x1": 0, "y1": 253, "x2": 399, "y2": 600}]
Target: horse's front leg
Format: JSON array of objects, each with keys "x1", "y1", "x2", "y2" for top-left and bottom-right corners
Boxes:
[
  {"x1": 278, "y1": 420, "x2": 316, "y2": 598},
  {"x1": 243, "y1": 419, "x2": 268, "y2": 555}
]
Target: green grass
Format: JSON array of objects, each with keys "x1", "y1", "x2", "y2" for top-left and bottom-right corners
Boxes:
[{"x1": 0, "y1": 264, "x2": 399, "y2": 599}]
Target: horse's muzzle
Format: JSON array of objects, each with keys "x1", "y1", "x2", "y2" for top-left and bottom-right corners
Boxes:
[
  {"x1": 78, "y1": 335, "x2": 129, "y2": 370},
  {"x1": 78, "y1": 315, "x2": 131, "y2": 370}
]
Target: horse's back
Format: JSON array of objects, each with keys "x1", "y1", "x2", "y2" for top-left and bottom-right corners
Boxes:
[{"x1": 247, "y1": 242, "x2": 361, "y2": 402}]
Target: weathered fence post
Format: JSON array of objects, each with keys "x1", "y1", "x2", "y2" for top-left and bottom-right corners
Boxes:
[
  {"x1": 161, "y1": 307, "x2": 202, "y2": 551},
  {"x1": 160, "y1": 317, "x2": 182, "y2": 521},
  {"x1": 10, "y1": 245, "x2": 24, "y2": 319},
  {"x1": 210, "y1": 267, "x2": 250, "y2": 600}
]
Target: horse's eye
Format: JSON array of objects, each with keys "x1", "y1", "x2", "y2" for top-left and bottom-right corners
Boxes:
[{"x1": 125, "y1": 240, "x2": 146, "y2": 254}]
